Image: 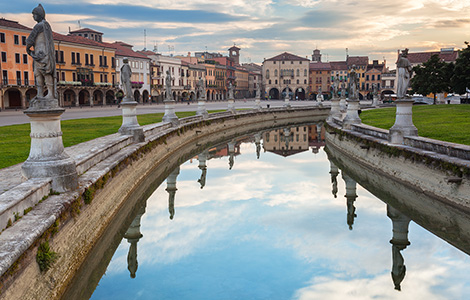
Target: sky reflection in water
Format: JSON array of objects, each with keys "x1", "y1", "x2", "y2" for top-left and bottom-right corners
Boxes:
[{"x1": 90, "y1": 130, "x2": 470, "y2": 300}]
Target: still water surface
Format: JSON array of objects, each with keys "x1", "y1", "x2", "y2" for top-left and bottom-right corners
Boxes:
[{"x1": 89, "y1": 127, "x2": 470, "y2": 300}]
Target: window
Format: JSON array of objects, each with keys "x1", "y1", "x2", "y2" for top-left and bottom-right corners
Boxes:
[
  {"x1": 16, "y1": 71, "x2": 21, "y2": 85},
  {"x1": 24, "y1": 71, "x2": 29, "y2": 85},
  {"x1": 378, "y1": 75, "x2": 381, "y2": 80},
  {"x1": 0, "y1": 33, "x2": 5, "y2": 43},
  {"x1": 1, "y1": 52, "x2": 6, "y2": 62},
  {"x1": 2, "y1": 70, "x2": 7, "y2": 85},
  {"x1": 15, "y1": 53, "x2": 20, "y2": 63},
  {"x1": 23, "y1": 54, "x2": 28, "y2": 64},
  {"x1": 22, "y1": 36, "x2": 26, "y2": 45},
  {"x1": 140, "y1": 62, "x2": 143, "y2": 69},
  {"x1": 100, "y1": 74, "x2": 103, "y2": 82},
  {"x1": 362, "y1": 73, "x2": 364, "y2": 78},
  {"x1": 274, "y1": 69, "x2": 278, "y2": 77},
  {"x1": 14, "y1": 35, "x2": 19, "y2": 45},
  {"x1": 282, "y1": 61, "x2": 285, "y2": 64},
  {"x1": 85, "y1": 54, "x2": 89, "y2": 65},
  {"x1": 266, "y1": 69, "x2": 270, "y2": 79},
  {"x1": 99, "y1": 56, "x2": 103, "y2": 67},
  {"x1": 90, "y1": 54, "x2": 94, "y2": 66},
  {"x1": 275, "y1": 79, "x2": 278, "y2": 84},
  {"x1": 304, "y1": 69, "x2": 307, "y2": 76},
  {"x1": 72, "y1": 72, "x2": 76, "y2": 81},
  {"x1": 71, "y1": 52, "x2": 76, "y2": 64},
  {"x1": 104, "y1": 74, "x2": 108, "y2": 82},
  {"x1": 366, "y1": 75, "x2": 369, "y2": 81},
  {"x1": 297, "y1": 79, "x2": 299, "y2": 84},
  {"x1": 269, "y1": 79, "x2": 271, "y2": 84},
  {"x1": 61, "y1": 72, "x2": 65, "y2": 81},
  {"x1": 304, "y1": 79, "x2": 307, "y2": 84},
  {"x1": 111, "y1": 57, "x2": 115, "y2": 68},
  {"x1": 76, "y1": 53, "x2": 81, "y2": 64},
  {"x1": 296, "y1": 69, "x2": 299, "y2": 77},
  {"x1": 103, "y1": 56, "x2": 107, "y2": 67},
  {"x1": 372, "y1": 75, "x2": 375, "y2": 81}
]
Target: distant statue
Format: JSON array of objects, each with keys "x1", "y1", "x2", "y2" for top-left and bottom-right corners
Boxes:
[
  {"x1": 165, "y1": 71, "x2": 172, "y2": 100},
  {"x1": 228, "y1": 82, "x2": 234, "y2": 99},
  {"x1": 228, "y1": 154, "x2": 234, "y2": 170},
  {"x1": 317, "y1": 86, "x2": 323, "y2": 101},
  {"x1": 198, "y1": 168, "x2": 207, "y2": 189},
  {"x1": 349, "y1": 66, "x2": 358, "y2": 100},
  {"x1": 127, "y1": 241, "x2": 138, "y2": 278},
  {"x1": 397, "y1": 48, "x2": 412, "y2": 99},
  {"x1": 120, "y1": 57, "x2": 132, "y2": 100},
  {"x1": 391, "y1": 245, "x2": 407, "y2": 291},
  {"x1": 341, "y1": 81, "x2": 346, "y2": 99},
  {"x1": 372, "y1": 83, "x2": 378, "y2": 96},
  {"x1": 197, "y1": 77, "x2": 205, "y2": 100},
  {"x1": 256, "y1": 86, "x2": 261, "y2": 99},
  {"x1": 26, "y1": 4, "x2": 57, "y2": 104},
  {"x1": 168, "y1": 191, "x2": 175, "y2": 219},
  {"x1": 333, "y1": 74, "x2": 340, "y2": 98},
  {"x1": 346, "y1": 198, "x2": 357, "y2": 230}
]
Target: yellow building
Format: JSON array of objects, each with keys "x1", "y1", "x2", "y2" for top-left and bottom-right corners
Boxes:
[{"x1": 235, "y1": 67, "x2": 249, "y2": 98}]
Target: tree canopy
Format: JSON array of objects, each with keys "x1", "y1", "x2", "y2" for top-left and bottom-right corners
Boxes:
[
  {"x1": 451, "y1": 42, "x2": 470, "y2": 94},
  {"x1": 411, "y1": 54, "x2": 453, "y2": 104}
]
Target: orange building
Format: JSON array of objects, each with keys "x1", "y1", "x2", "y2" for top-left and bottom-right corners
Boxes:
[{"x1": 0, "y1": 18, "x2": 35, "y2": 109}]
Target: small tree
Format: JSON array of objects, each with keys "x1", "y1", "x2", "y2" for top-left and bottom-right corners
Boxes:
[
  {"x1": 411, "y1": 54, "x2": 453, "y2": 104},
  {"x1": 451, "y1": 42, "x2": 470, "y2": 95}
]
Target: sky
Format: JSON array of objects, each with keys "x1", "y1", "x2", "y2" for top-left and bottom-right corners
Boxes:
[{"x1": 2, "y1": 0, "x2": 470, "y2": 69}]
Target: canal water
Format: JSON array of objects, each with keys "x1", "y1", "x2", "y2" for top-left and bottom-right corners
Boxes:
[{"x1": 76, "y1": 125, "x2": 470, "y2": 299}]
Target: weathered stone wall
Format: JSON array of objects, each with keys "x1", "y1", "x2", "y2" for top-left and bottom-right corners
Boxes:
[{"x1": 0, "y1": 106, "x2": 328, "y2": 300}]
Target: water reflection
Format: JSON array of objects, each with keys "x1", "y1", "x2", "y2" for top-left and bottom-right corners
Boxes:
[{"x1": 74, "y1": 124, "x2": 470, "y2": 300}]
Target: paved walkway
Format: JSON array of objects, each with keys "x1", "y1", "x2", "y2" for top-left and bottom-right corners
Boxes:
[{"x1": 0, "y1": 99, "x2": 319, "y2": 127}]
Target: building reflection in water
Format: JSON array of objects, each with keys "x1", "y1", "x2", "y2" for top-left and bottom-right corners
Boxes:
[
  {"x1": 197, "y1": 150, "x2": 208, "y2": 189},
  {"x1": 387, "y1": 205, "x2": 411, "y2": 291},
  {"x1": 342, "y1": 172, "x2": 357, "y2": 230},
  {"x1": 123, "y1": 203, "x2": 146, "y2": 278},
  {"x1": 262, "y1": 125, "x2": 325, "y2": 157},
  {"x1": 166, "y1": 166, "x2": 180, "y2": 220}
]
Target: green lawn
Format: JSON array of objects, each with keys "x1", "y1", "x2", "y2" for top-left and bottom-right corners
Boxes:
[
  {"x1": 361, "y1": 105, "x2": 470, "y2": 145},
  {"x1": 0, "y1": 111, "x2": 197, "y2": 170}
]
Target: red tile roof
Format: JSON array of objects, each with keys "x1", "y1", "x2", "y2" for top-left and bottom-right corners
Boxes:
[
  {"x1": 347, "y1": 56, "x2": 369, "y2": 66},
  {"x1": 138, "y1": 50, "x2": 157, "y2": 57},
  {"x1": 406, "y1": 50, "x2": 458, "y2": 64},
  {"x1": 69, "y1": 28, "x2": 103, "y2": 35},
  {"x1": 0, "y1": 18, "x2": 32, "y2": 31},
  {"x1": 309, "y1": 62, "x2": 331, "y2": 70},
  {"x1": 53, "y1": 32, "x2": 114, "y2": 49},
  {"x1": 330, "y1": 61, "x2": 347, "y2": 70},
  {"x1": 266, "y1": 52, "x2": 309, "y2": 62},
  {"x1": 110, "y1": 42, "x2": 150, "y2": 59}
]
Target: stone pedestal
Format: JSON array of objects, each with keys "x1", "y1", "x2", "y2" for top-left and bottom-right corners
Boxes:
[
  {"x1": 254, "y1": 133, "x2": 261, "y2": 159},
  {"x1": 227, "y1": 99, "x2": 236, "y2": 113},
  {"x1": 389, "y1": 99, "x2": 417, "y2": 144},
  {"x1": 21, "y1": 103, "x2": 78, "y2": 192},
  {"x1": 372, "y1": 95, "x2": 379, "y2": 107},
  {"x1": 119, "y1": 99, "x2": 144, "y2": 143},
  {"x1": 166, "y1": 166, "x2": 180, "y2": 220},
  {"x1": 162, "y1": 99, "x2": 179, "y2": 125},
  {"x1": 342, "y1": 99, "x2": 361, "y2": 129},
  {"x1": 284, "y1": 93, "x2": 291, "y2": 108},
  {"x1": 196, "y1": 99, "x2": 209, "y2": 118},
  {"x1": 254, "y1": 97, "x2": 262, "y2": 110},
  {"x1": 124, "y1": 204, "x2": 146, "y2": 278},
  {"x1": 328, "y1": 97, "x2": 342, "y2": 121},
  {"x1": 339, "y1": 97, "x2": 347, "y2": 112},
  {"x1": 342, "y1": 173, "x2": 357, "y2": 230}
]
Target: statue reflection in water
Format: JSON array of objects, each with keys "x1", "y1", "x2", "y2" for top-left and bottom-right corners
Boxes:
[
  {"x1": 329, "y1": 161, "x2": 339, "y2": 198},
  {"x1": 166, "y1": 166, "x2": 180, "y2": 220},
  {"x1": 228, "y1": 140, "x2": 236, "y2": 170},
  {"x1": 387, "y1": 205, "x2": 411, "y2": 291},
  {"x1": 123, "y1": 203, "x2": 146, "y2": 278},
  {"x1": 254, "y1": 133, "x2": 262, "y2": 159},
  {"x1": 197, "y1": 150, "x2": 208, "y2": 189},
  {"x1": 342, "y1": 173, "x2": 358, "y2": 230}
]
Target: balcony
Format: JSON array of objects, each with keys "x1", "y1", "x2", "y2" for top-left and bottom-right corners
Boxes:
[
  {"x1": 58, "y1": 80, "x2": 82, "y2": 86},
  {"x1": 1, "y1": 79, "x2": 36, "y2": 87},
  {"x1": 184, "y1": 85, "x2": 191, "y2": 90},
  {"x1": 131, "y1": 81, "x2": 143, "y2": 89}
]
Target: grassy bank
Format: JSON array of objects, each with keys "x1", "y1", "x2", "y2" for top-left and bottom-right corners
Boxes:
[
  {"x1": 361, "y1": 105, "x2": 470, "y2": 145},
  {"x1": 0, "y1": 111, "x2": 196, "y2": 169}
]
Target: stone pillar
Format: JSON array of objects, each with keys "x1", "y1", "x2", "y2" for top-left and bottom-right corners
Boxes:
[
  {"x1": 162, "y1": 97, "x2": 179, "y2": 126},
  {"x1": 342, "y1": 99, "x2": 361, "y2": 129},
  {"x1": 21, "y1": 91, "x2": 26, "y2": 109},
  {"x1": 387, "y1": 205, "x2": 411, "y2": 291},
  {"x1": 254, "y1": 88, "x2": 262, "y2": 110},
  {"x1": 118, "y1": 98, "x2": 144, "y2": 143},
  {"x1": 22, "y1": 105, "x2": 78, "y2": 192},
  {"x1": 228, "y1": 140, "x2": 236, "y2": 170},
  {"x1": 196, "y1": 94, "x2": 208, "y2": 118},
  {"x1": 328, "y1": 97, "x2": 341, "y2": 121},
  {"x1": 166, "y1": 166, "x2": 180, "y2": 220},
  {"x1": 90, "y1": 94, "x2": 94, "y2": 108},
  {"x1": 227, "y1": 97, "x2": 236, "y2": 114},
  {"x1": 329, "y1": 161, "x2": 339, "y2": 198},
  {"x1": 74, "y1": 93, "x2": 79, "y2": 107},
  {"x1": 388, "y1": 99, "x2": 417, "y2": 144},
  {"x1": 342, "y1": 173, "x2": 357, "y2": 230},
  {"x1": 372, "y1": 94, "x2": 379, "y2": 107},
  {"x1": 254, "y1": 133, "x2": 261, "y2": 159},
  {"x1": 0, "y1": 91, "x2": 4, "y2": 110},
  {"x1": 123, "y1": 203, "x2": 146, "y2": 278},
  {"x1": 197, "y1": 151, "x2": 208, "y2": 189},
  {"x1": 339, "y1": 95, "x2": 347, "y2": 112}
]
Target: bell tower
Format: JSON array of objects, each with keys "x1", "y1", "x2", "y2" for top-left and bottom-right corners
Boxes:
[{"x1": 229, "y1": 45, "x2": 240, "y2": 65}]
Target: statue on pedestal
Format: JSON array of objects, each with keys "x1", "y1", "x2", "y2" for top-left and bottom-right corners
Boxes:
[
  {"x1": 228, "y1": 82, "x2": 234, "y2": 99},
  {"x1": 197, "y1": 77, "x2": 205, "y2": 100},
  {"x1": 341, "y1": 81, "x2": 346, "y2": 99},
  {"x1": 349, "y1": 66, "x2": 358, "y2": 100},
  {"x1": 397, "y1": 48, "x2": 412, "y2": 99},
  {"x1": 333, "y1": 74, "x2": 340, "y2": 98},
  {"x1": 165, "y1": 71, "x2": 172, "y2": 100},
  {"x1": 26, "y1": 4, "x2": 57, "y2": 107},
  {"x1": 121, "y1": 58, "x2": 132, "y2": 100}
]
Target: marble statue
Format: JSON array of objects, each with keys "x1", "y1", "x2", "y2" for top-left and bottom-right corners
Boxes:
[
  {"x1": 256, "y1": 86, "x2": 261, "y2": 99},
  {"x1": 121, "y1": 58, "x2": 132, "y2": 100},
  {"x1": 26, "y1": 4, "x2": 57, "y2": 103},
  {"x1": 349, "y1": 66, "x2": 358, "y2": 100},
  {"x1": 228, "y1": 82, "x2": 234, "y2": 99},
  {"x1": 166, "y1": 70, "x2": 172, "y2": 99},
  {"x1": 372, "y1": 83, "x2": 378, "y2": 97},
  {"x1": 197, "y1": 77, "x2": 205, "y2": 99},
  {"x1": 333, "y1": 74, "x2": 340, "y2": 98},
  {"x1": 397, "y1": 48, "x2": 412, "y2": 99},
  {"x1": 341, "y1": 81, "x2": 346, "y2": 99}
]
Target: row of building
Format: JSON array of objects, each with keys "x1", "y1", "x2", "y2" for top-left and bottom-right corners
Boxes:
[{"x1": 0, "y1": 17, "x2": 461, "y2": 109}]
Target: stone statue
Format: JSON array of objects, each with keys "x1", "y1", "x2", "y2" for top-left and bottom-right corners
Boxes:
[
  {"x1": 197, "y1": 77, "x2": 205, "y2": 99},
  {"x1": 397, "y1": 48, "x2": 412, "y2": 99},
  {"x1": 341, "y1": 81, "x2": 346, "y2": 98},
  {"x1": 333, "y1": 74, "x2": 340, "y2": 98},
  {"x1": 256, "y1": 86, "x2": 261, "y2": 99},
  {"x1": 120, "y1": 57, "x2": 132, "y2": 100},
  {"x1": 349, "y1": 66, "x2": 358, "y2": 100},
  {"x1": 317, "y1": 86, "x2": 323, "y2": 101},
  {"x1": 372, "y1": 83, "x2": 378, "y2": 96},
  {"x1": 391, "y1": 245, "x2": 407, "y2": 291},
  {"x1": 26, "y1": 4, "x2": 57, "y2": 104},
  {"x1": 228, "y1": 82, "x2": 234, "y2": 99},
  {"x1": 165, "y1": 70, "x2": 172, "y2": 100}
]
